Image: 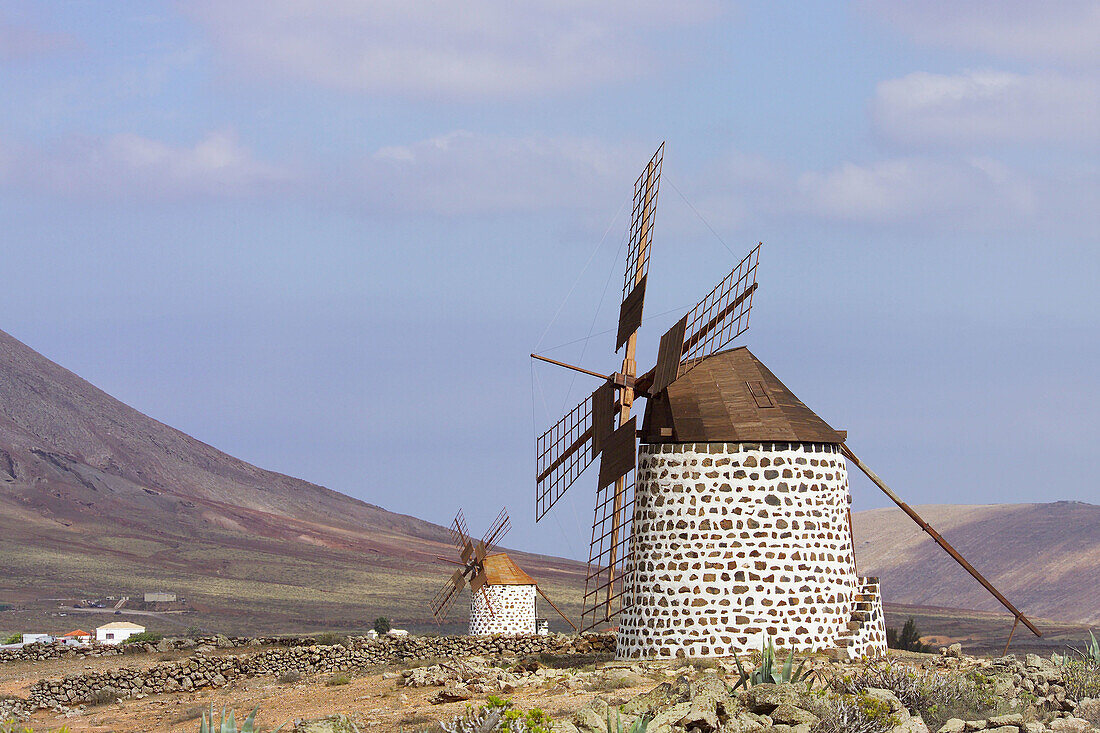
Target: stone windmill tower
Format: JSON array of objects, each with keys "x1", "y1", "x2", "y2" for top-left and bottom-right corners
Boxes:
[
  {"x1": 532, "y1": 145, "x2": 1041, "y2": 659},
  {"x1": 429, "y1": 508, "x2": 575, "y2": 636}
]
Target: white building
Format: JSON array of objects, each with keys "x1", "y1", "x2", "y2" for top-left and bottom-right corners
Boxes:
[
  {"x1": 95, "y1": 621, "x2": 145, "y2": 645},
  {"x1": 21, "y1": 633, "x2": 53, "y2": 645},
  {"x1": 469, "y1": 553, "x2": 538, "y2": 636},
  {"x1": 144, "y1": 592, "x2": 176, "y2": 603}
]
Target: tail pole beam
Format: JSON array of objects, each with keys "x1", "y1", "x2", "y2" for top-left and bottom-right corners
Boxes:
[{"x1": 840, "y1": 443, "x2": 1041, "y2": 639}]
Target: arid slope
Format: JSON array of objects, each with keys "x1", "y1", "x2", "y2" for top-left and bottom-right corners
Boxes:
[
  {"x1": 853, "y1": 502, "x2": 1100, "y2": 625},
  {"x1": 1, "y1": 327, "x2": 1095, "y2": 636}
]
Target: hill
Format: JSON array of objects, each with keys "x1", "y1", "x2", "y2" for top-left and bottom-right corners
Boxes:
[
  {"x1": 0, "y1": 328, "x2": 587, "y2": 635},
  {"x1": 0, "y1": 327, "x2": 1095, "y2": 642},
  {"x1": 852, "y1": 501, "x2": 1100, "y2": 626}
]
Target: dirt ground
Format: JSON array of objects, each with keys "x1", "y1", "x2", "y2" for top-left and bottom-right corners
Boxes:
[{"x1": 6, "y1": 652, "x2": 669, "y2": 732}]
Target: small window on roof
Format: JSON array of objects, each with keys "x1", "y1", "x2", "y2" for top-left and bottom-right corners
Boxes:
[{"x1": 746, "y1": 381, "x2": 775, "y2": 408}]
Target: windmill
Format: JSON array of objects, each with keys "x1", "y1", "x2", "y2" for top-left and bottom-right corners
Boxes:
[
  {"x1": 430, "y1": 507, "x2": 576, "y2": 635},
  {"x1": 532, "y1": 144, "x2": 1040, "y2": 658}
]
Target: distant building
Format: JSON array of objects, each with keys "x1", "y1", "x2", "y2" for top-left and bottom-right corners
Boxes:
[
  {"x1": 364, "y1": 629, "x2": 379, "y2": 639},
  {"x1": 385, "y1": 629, "x2": 408, "y2": 637},
  {"x1": 143, "y1": 592, "x2": 176, "y2": 603},
  {"x1": 60, "y1": 629, "x2": 93, "y2": 646},
  {"x1": 21, "y1": 633, "x2": 53, "y2": 645},
  {"x1": 468, "y1": 553, "x2": 537, "y2": 636},
  {"x1": 95, "y1": 622, "x2": 145, "y2": 645}
]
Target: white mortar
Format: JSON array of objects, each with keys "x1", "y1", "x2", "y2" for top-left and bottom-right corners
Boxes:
[
  {"x1": 617, "y1": 441, "x2": 885, "y2": 659},
  {"x1": 469, "y1": 584, "x2": 536, "y2": 636}
]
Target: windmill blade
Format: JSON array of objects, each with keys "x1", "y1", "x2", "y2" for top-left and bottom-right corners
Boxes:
[
  {"x1": 449, "y1": 509, "x2": 471, "y2": 550},
  {"x1": 580, "y1": 473, "x2": 637, "y2": 631},
  {"x1": 535, "y1": 382, "x2": 617, "y2": 521},
  {"x1": 481, "y1": 507, "x2": 511, "y2": 553},
  {"x1": 429, "y1": 576, "x2": 462, "y2": 623},
  {"x1": 596, "y1": 417, "x2": 636, "y2": 490},
  {"x1": 650, "y1": 243, "x2": 761, "y2": 394},
  {"x1": 617, "y1": 143, "x2": 665, "y2": 351}
]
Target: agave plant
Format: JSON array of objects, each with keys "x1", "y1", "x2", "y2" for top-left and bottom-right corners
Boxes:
[
  {"x1": 1085, "y1": 631, "x2": 1100, "y2": 666},
  {"x1": 731, "y1": 636, "x2": 816, "y2": 690},
  {"x1": 606, "y1": 711, "x2": 649, "y2": 733},
  {"x1": 198, "y1": 706, "x2": 284, "y2": 733}
]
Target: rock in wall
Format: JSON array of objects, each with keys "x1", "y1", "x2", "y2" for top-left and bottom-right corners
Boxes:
[
  {"x1": 618, "y1": 442, "x2": 860, "y2": 658},
  {"x1": 470, "y1": 584, "x2": 536, "y2": 635}
]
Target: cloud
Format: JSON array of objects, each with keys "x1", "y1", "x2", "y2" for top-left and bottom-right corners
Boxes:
[
  {"x1": 872, "y1": 70, "x2": 1100, "y2": 147},
  {"x1": 362, "y1": 131, "x2": 1051, "y2": 231},
  {"x1": 356, "y1": 131, "x2": 643, "y2": 215},
  {"x1": 183, "y1": 0, "x2": 720, "y2": 99},
  {"x1": 796, "y1": 157, "x2": 1034, "y2": 225},
  {"x1": 864, "y1": 0, "x2": 1100, "y2": 66},
  {"x1": 0, "y1": 130, "x2": 289, "y2": 199}
]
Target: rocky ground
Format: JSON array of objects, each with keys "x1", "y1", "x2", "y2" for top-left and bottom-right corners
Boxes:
[{"x1": 1, "y1": 638, "x2": 1098, "y2": 733}]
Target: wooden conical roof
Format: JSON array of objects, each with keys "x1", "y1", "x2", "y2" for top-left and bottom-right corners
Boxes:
[
  {"x1": 481, "y1": 553, "x2": 536, "y2": 586},
  {"x1": 640, "y1": 346, "x2": 844, "y2": 444}
]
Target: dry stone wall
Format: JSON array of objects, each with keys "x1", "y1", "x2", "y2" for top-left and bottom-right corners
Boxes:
[
  {"x1": 618, "y1": 442, "x2": 861, "y2": 658},
  {"x1": 469, "y1": 584, "x2": 536, "y2": 635},
  {"x1": 24, "y1": 633, "x2": 614, "y2": 710}
]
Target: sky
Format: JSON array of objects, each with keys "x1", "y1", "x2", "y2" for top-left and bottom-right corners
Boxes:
[{"x1": 0, "y1": 1, "x2": 1097, "y2": 560}]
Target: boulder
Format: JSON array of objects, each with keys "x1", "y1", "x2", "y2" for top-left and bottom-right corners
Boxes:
[
  {"x1": 621, "y1": 676, "x2": 693, "y2": 717},
  {"x1": 293, "y1": 714, "x2": 360, "y2": 733},
  {"x1": 987, "y1": 713, "x2": 1024, "y2": 728},
  {"x1": 744, "y1": 683, "x2": 803, "y2": 714},
  {"x1": 428, "y1": 686, "x2": 470, "y2": 705},
  {"x1": 769, "y1": 703, "x2": 818, "y2": 727},
  {"x1": 572, "y1": 697, "x2": 611, "y2": 733},
  {"x1": 938, "y1": 720, "x2": 966, "y2": 733},
  {"x1": 863, "y1": 688, "x2": 910, "y2": 720}
]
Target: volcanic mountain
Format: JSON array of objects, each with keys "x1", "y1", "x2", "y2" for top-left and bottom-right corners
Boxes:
[
  {"x1": 0, "y1": 327, "x2": 1095, "y2": 639},
  {"x1": 0, "y1": 327, "x2": 587, "y2": 634}
]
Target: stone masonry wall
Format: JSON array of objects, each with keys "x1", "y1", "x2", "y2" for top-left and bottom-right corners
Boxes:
[
  {"x1": 617, "y1": 442, "x2": 859, "y2": 658},
  {"x1": 24, "y1": 633, "x2": 614, "y2": 710},
  {"x1": 844, "y1": 577, "x2": 889, "y2": 660},
  {"x1": 470, "y1": 584, "x2": 536, "y2": 635}
]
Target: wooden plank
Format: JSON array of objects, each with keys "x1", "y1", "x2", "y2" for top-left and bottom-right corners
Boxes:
[
  {"x1": 616, "y1": 275, "x2": 647, "y2": 350},
  {"x1": 592, "y1": 382, "x2": 615, "y2": 453},
  {"x1": 651, "y1": 315, "x2": 687, "y2": 395},
  {"x1": 597, "y1": 417, "x2": 636, "y2": 489},
  {"x1": 643, "y1": 347, "x2": 844, "y2": 444}
]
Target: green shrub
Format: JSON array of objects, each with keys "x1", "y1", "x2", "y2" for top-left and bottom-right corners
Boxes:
[
  {"x1": 325, "y1": 673, "x2": 350, "y2": 686},
  {"x1": 2, "y1": 634, "x2": 20, "y2": 645},
  {"x1": 121, "y1": 631, "x2": 163, "y2": 646},
  {"x1": 0, "y1": 604, "x2": 12, "y2": 612},
  {"x1": 886, "y1": 618, "x2": 933, "y2": 653},
  {"x1": 831, "y1": 661, "x2": 999, "y2": 730},
  {"x1": 373, "y1": 617, "x2": 391, "y2": 635},
  {"x1": 313, "y1": 632, "x2": 345, "y2": 646},
  {"x1": 441, "y1": 696, "x2": 554, "y2": 733},
  {"x1": 1062, "y1": 656, "x2": 1100, "y2": 701},
  {"x1": 807, "y1": 688, "x2": 899, "y2": 733}
]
